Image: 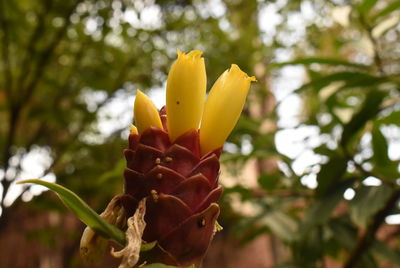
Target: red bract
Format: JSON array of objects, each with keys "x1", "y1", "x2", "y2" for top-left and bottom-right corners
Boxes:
[{"x1": 122, "y1": 114, "x2": 222, "y2": 267}]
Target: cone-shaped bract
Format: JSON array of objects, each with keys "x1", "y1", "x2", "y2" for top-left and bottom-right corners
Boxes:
[
  {"x1": 123, "y1": 113, "x2": 222, "y2": 266},
  {"x1": 166, "y1": 50, "x2": 206, "y2": 142},
  {"x1": 200, "y1": 64, "x2": 256, "y2": 155},
  {"x1": 134, "y1": 90, "x2": 163, "y2": 134}
]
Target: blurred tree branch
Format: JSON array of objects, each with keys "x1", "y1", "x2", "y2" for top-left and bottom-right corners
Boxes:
[
  {"x1": 0, "y1": 0, "x2": 82, "y2": 222},
  {"x1": 0, "y1": 0, "x2": 12, "y2": 97},
  {"x1": 359, "y1": 14, "x2": 385, "y2": 75},
  {"x1": 16, "y1": 0, "x2": 52, "y2": 99},
  {"x1": 344, "y1": 188, "x2": 400, "y2": 268}
]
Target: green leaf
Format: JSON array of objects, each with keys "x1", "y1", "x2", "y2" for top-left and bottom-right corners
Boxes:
[
  {"x1": 303, "y1": 179, "x2": 355, "y2": 233},
  {"x1": 349, "y1": 184, "x2": 393, "y2": 228},
  {"x1": 293, "y1": 227, "x2": 324, "y2": 263},
  {"x1": 141, "y1": 241, "x2": 157, "y2": 252},
  {"x1": 328, "y1": 217, "x2": 357, "y2": 249},
  {"x1": 371, "y1": 125, "x2": 390, "y2": 166},
  {"x1": 18, "y1": 179, "x2": 126, "y2": 245},
  {"x1": 372, "y1": 1, "x2": 400, "y2": 21},
  {"x1": 295, "y1": 71, "x2": 381, "y2": 94},
  {"x1": 372, "y1": 240, "x2": 400, "y2": 265},
  {"x1": 377, "y1": 109, "x2": 400, "y2": 125},
  {"x1": 372, "y1": 164, "x2": 399, "y2": 181},
  {"x1": 262, "y1": 211, "x2": 298, "y2": 242},
  {"x1": 258, "y1": 173, "x2": 280, "y2": 190},
  {"x1": 358, "y1": 0, "x2": 378, "y2": 14},
  {"x1": 271, "y1": 58, "x2": 369, "y2": 69},
  {"x1": 316, "y1": 155, "x2": 348, "y2": 197},
  {"x1": 337, "y1": 74, "x2": 387, "y2": 89},
  {"x1": 97, "y1": 159, "x2": 126, "y2": 184},
  {"x1": 234, "y1": 116, "x2": 262, "y2": 136},
  {"x1": 341, "y1": 89, "x2": 386, "y2": 146}
]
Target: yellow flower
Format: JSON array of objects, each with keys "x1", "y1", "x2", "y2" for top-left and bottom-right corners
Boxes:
[
  {"x1": 132, "y1": 51, "x2": 255, "y2": 156},
  {"x1": 166, "y1": 50, "x2": 206, "y2": 142},
  {"x1": 200, "y1": 64, "x2": 256, "y2": 155},
  {"x1": 134, "y1": 90, "x2": 162, "y2": 134}
]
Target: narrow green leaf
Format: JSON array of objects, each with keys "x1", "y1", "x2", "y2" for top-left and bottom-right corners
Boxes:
[
  {"x1": 234, "y1": 116, "x2": 262, "y2": 135},
  {"x1": 258, "y1": 173, "x2": 280, "y2": 190},
  {"x1": 262, "y1": 211, "x2": 298, "y2": 242},
  {"x1": 341, "y1": 89, "x2": 386, "y2": 146},
  {"x1": 18, "y1": 179, "x2": 126, "y2": 245},
  {"x1": 293, "y1": 227, "x2": 324, "y2": 263},
  {"x1": 349, "y1": 184, "x2": 393, "y2": 228},
  {"x1": 141, "y1": 241, "x2": 157, "y2": 252},
  {"x1": 98, "y1": 159, "x2": 126, "y2": 184},
  {"x1": 377, "y1": 109, "x2": 400, "y2": 125},
  {"x1": 371, "y1": 125, "x2": 390, "y2": 166},
  {"x1": 358, "y1": 0, "x2": 378, "y2": 14},
  {"x1": 328, "y1": 217, "x2": 357, "y2": 249},
  {"x1": 316, "y1": 155, "x2": 348, "y2": 197},
  {"x1": 372, "y1": 1, "x2": 400, "y2": 21},
  {"x1": 338, "y1": 74, "x2": 387, "y2": 89},
  {"x1": 373, "y1": 164, "x2": 399, "y2": 180},
  {"x1": 271, "y1": 58, "x2": 369, "y2": 69},
  {"x1": 294, "y1": 71, "x2": 381, "y2": 94},
  {"x1": 372, "y1": 240, "x2": 400, "y2": 265},
  {"x1": 303, "y1": 179, "x2": 355, "y2": 233}
]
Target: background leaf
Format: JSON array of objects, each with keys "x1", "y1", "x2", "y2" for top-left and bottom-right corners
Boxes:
[
  {"x1": 349, "y1": 184, "x2": 394, "y2": 228},
  {"x1": 372, "y1": 1, "x2": 400, "y2": 21},
  {"x1": 358, "y1": 0, "x2": 378, "y2": 15},
  {"x1": 341, "y1": 89, "x2": 386, "y2": 146},
  {"x1": 371, "y1": 125, "x2": 390, "y2": 166},
  {"x1": 272, "y1": 58, "x2": 369, "y2": 69}
]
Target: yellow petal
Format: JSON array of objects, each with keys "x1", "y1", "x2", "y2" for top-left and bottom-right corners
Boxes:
[
  {"x1": 130, "y1": 124, "x2": 138, "y2": 135},
  {"x1": 134, "y1": 90, "x2": 162, "y2": 134},
  {"x1": 200, "y1": 64, "x2": 256, "y2": 155},
  {"x1": 166, "y1": 49, "x2": 206, "y2": 141}
]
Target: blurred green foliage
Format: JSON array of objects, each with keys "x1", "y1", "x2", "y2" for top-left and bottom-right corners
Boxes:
[{"x1": 1, "y1": 0, "x2": 400, "y2": 267}]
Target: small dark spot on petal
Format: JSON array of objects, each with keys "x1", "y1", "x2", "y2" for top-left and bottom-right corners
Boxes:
[
  {"x1": 197, "y1": 218, "x2": 206, "y2": 228},
  {"x1": 176, "y1": 101, "x2": 180, "y2": 105}
]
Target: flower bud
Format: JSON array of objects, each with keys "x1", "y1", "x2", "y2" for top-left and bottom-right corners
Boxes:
[
  {"x1": 200, "y1": 64, "x2": 256, "y2": 155},
  {"x1": 134, "y1": 90, "x2": 163, "y2": 134},
  {"x1": 166, "y1": 50, "x2": 206, "y2": 141}
]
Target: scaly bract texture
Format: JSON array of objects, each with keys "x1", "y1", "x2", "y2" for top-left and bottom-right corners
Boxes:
[{"x1": 122, "y1": 109, "x2": 222, "y2": 267}]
